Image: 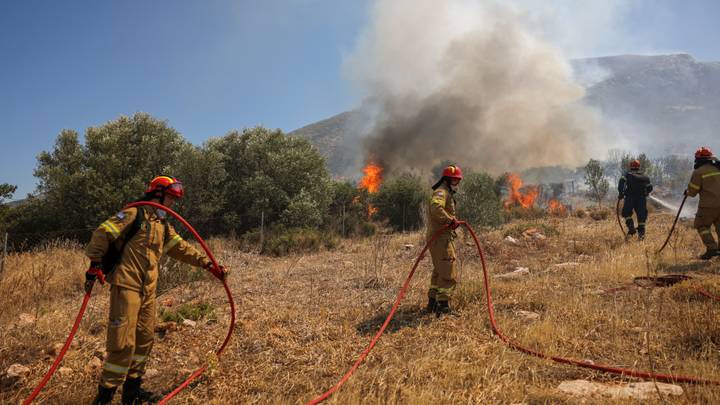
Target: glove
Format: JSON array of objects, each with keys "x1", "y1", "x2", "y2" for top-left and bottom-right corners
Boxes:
[
  {"x1": 85, "y1": 261, "x2": 105, "y2": 292},
  {"x1": 449, "y1": 218, "x2": 461, "y2": 230},
  {"x1": 205, "y1": 262, "x2": 228, "y2": 281}
]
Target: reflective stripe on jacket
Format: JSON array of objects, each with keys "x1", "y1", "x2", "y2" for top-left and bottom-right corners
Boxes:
[
  {"x1": 86, "y1": 206, "x2": 210, "y2": 295},
  {"x1": 687, "y1": 164, "x2": 720, "y2": 208}
]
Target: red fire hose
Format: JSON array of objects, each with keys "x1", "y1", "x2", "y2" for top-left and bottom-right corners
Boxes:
[
  {"x1": 23, "y1": 201, "x2": 236, "y2": 404},
  {"x1": 656, "y1": 194, "x2": 688, "y2": 254},
  {"x1": 307, "y1": 221, "x2": 720, "y2": 404}
]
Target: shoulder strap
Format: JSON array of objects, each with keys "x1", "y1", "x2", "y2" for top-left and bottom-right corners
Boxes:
[{"x1": 118, "y1": 206, "x2": 144, "y2": 255}]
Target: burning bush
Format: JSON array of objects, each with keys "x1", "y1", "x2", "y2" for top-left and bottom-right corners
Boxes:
[{"x1": 326, "y1": 181, "x2": 377, "y2": 238}]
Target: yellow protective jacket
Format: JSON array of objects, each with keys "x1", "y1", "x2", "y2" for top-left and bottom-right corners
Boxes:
[
  {"x1": 86, "y1": 206, "x2": 210, "y2": 295},
  {"x1": 687, "y1": 163, "x2": 720, "y2": 208},
  {"x1": 427, "y1": 183, "x2": 457, "y2": 240}
]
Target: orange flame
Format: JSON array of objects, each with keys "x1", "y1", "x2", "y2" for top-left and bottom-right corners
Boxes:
[
  {"x1": 359, "y1": 163, "x2": 383, "y2": 194},
  {"x1": 504, "y1": 173, "x2": 539, "y2": 210},
  {"x1": 548, "y1": 199, "x2": 567, "y2": 216},
  {"x1": 368, "y1": 204, "x2": 379, "y2": 218}
]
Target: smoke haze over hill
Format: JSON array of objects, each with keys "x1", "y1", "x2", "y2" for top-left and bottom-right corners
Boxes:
[{"x1": 342, "y1": 0, "x2": 613, "y2": 175}]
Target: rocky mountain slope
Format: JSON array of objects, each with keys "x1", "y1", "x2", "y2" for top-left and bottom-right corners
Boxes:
[{"x1": 291, "y1": 54, "x2": 720, "y2": 177}]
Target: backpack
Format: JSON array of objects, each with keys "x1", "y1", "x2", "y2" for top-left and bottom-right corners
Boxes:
[{"x1": 100, "y1": 206, "x2": 144, "y2": 275}]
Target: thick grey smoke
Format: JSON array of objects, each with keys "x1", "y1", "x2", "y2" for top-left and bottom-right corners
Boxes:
[{"x1": 344, "y1": 0, "x2": 610, "y2": 175}]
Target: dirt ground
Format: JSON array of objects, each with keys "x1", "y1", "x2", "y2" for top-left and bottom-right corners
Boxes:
[{"x1": 1, "y1": 211, "x2": 719, "y2": 404}]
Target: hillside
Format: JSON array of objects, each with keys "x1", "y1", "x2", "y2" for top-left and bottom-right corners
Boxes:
[
  {"x1": 2, "y1": 212, "x2": 719, "y2": 403},
  {"x1": 292, "y1": 54, "x2": 720, "y2": 177}
]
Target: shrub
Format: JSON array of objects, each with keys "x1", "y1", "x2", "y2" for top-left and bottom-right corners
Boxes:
[
  {"x1": 160, "y1": 302, "x2": 215, "y2": 323},
  {"x1": 261, "y1": 227, "x2": 337, "y2": 256},
  {"x1": 372, "y1": 174, "x2": 426, "y2": 231},
  {"x1": 456, "y1": 172, "x2": 504, "y2": 227}
]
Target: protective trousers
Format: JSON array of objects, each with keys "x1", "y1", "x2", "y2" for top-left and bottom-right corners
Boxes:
[
  {"x1": 622, "y1": 197, "x2": 648, "y2": 235},
  {"x1": 428, "y1": 236, "x2": 456, "y2": 302},
  {"x1": 101, "y1": 286, "x2": 156, "y2": 388},
  {"x1": 694, "y1": 207, "x2": 720, "y2": 251}
]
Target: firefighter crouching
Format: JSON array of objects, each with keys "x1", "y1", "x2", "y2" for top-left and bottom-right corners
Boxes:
[
  {"x1": 686, "y1": 147, "x2": 720, "y2": 260},
  {"x1": 427, "y1": 165, "x2": 463, "y2": 316},
  {"x1": 86, "y1": 176, "x2": 228, "y2": 405},
  {"x1": 618, "y1": 159, "x2": 653, "y2": 240}
]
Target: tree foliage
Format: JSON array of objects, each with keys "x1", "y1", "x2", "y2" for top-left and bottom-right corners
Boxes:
[
  {"x1": 456, "y1": 172, "x2": 504, "y2": 228},
  {"x1": 584, "y1": 159, "x2": 609, "y2": 206},
  {"x1": 372, "y1": 174, "x2": 426, "y2": 231}
]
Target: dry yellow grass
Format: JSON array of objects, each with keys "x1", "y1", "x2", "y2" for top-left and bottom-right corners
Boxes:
[{"x1": 1, "y1": 212, "x2": 719, "y2": 404}]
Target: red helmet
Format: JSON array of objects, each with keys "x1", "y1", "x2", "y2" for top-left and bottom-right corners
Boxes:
[
  {"x1": 442, "y1": 165, "x2": 463, "y2": 180},
  {"x1": 629, "y1": 159, "x2": 641, "y2": 170},
  {"x1": 695, "y1": 146, "x2": 714, "y2": 159},
  {"x1": 145, "y1": 176, "x2": 184, "y2": 198}
]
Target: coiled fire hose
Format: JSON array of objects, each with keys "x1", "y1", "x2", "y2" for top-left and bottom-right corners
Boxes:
[
  {"x1": 307, "y1": 220, "x2": 720, "y2": 404},
  {"x1": 23, "y1": 201, "x2": 236, "y2": 404},
  {"x1": 656, "y1": 194, "x2": 688, "y2": 254}
]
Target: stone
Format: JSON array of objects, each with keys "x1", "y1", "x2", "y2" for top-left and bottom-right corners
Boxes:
[
  {"x1": 145, "y1": 368, "x2": 159, "y2": 378},
  {"x1": 515, "y1": 310, "x2": 540, "y2": 321},
  {"x1": 504, "y1": 236, "x2": 519, "y2": 245},
  {"x1": 18, "y1": 313, "x2": 36, "y2": 326},
  {"x1": 6, "y1": 364, "x2": 30, "y2": 379},
  {"x1": 522, "y1": 228, "x2": 546, "y2": 240},
  {"x1": 494, "y1": 267, "x2": 530, "y2": 279},
  {"x1": 547, "y1": 262, "x2": 581, "y2": 271},
  {"x1": 58, "y1": 367, "x2": 73, "y2": 377},
  {"x1": 404, "y1": 244, "x2": 414, "y2": 250},
  {"x1": 182, "y1": 319, "x2": 197, "y2": 328},
  {"x1": 85, "y1": 357, "x2": 103, "y2": 373},
  {"x1": 558, "y1": 380, "x2": 683, "y2": 400}
]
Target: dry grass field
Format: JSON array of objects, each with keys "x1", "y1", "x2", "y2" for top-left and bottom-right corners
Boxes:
[{"x1": 1, "y1": 211, "x2": 719, "y2": 404}]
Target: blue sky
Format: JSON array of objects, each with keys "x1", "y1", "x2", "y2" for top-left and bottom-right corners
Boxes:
[{"x1": 2, "y1": 0, "x2": 720, "y2": 199}]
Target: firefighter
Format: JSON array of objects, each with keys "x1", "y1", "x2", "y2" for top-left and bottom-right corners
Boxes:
[
  {"x1": 86, "y1": 176, "x2": 228, "y2": 405},
  {"x1": 618, "y1": 159, "x2": 653, "y2": 240},
  {"x1": 426, "y1": 164, "x2": 462, "y2": 316},
  {"x1": 686, "y1": 147, "x2": 720, "y2": 260}
]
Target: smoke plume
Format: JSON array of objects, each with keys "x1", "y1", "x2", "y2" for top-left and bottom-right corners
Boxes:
[{"x1": 345, "y1": 0, "x2": 608, "y2": 176}]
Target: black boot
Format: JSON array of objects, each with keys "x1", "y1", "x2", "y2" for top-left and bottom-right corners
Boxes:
[
  {"x1": 700, "y1": 249, "x2": 720, "y2": 261},
  {"x1": 435, "y1": 300, "x2": 451, "y2": 317},
  {"x1": 122, "y1": 377, "x2": 162, "y2": 404},
  {"x1": 638, "y1": 227, "x2": 645, "y2": 241},
  {"x1": 426, "y1": 297, "x2": 437, "y2": 313},
  {"x1": 91, "y1": 385, "x2": 117, "y2": 405}
]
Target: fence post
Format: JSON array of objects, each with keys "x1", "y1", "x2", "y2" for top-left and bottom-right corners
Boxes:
[
  {"x1": 0, "y1": 232, "x2": 7, "y2": 275},
  {"x1": 259, "y1": 211, "x2": 264, "y2": 253},
  {"x1": 341, "y1": 204, "x2": 346, "y2": 237}
]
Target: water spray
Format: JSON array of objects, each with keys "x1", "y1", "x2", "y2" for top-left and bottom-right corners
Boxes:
[{"x1": 656, "y1": 194, "x2": 689, "y2": 254}]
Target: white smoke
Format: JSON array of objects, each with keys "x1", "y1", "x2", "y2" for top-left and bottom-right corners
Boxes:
[{"x1": 344, "y1": 0, "x2": 632, "y2": 175}]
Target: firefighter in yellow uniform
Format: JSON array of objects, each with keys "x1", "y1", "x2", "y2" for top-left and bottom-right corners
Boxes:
[
  {"x1": 686, "y1": 147, "x2": 720, "y2": 260},
  {"x1": 86, "y1": 176, "x2": 227, "y2": 405},
  {"x1": 427, "y1": 165, "x2": 463, "y2": 316}
]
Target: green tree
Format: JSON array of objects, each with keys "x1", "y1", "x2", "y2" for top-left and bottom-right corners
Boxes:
[
  {"x1": 0, "y1": 183, "x2": 17, "y2": 231},
  {"x1": 210, "y1": 127, "x2": 331, "y2": 233},
  {"x1": 83, "y1": 113, "x2": 190, "y2": 220},
  {"x1": 585, "y1": 159, "x2": 609, "y2": 207},
  {"x1": 372, "y1": 174, "x2": 425, "y2": 231},
  {"x1": 456, "y1": 172, "x2": 503, "y2": 227}
]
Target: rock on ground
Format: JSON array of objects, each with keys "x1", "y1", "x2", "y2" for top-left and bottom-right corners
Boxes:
[
  {"x1": 495, "y1": 267, "x2": 530, "y2": 279},
  {"x1": 558, "y1": 380, "x2": 683, "y2": 400}
]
